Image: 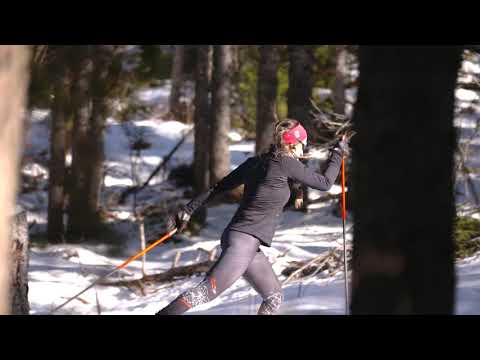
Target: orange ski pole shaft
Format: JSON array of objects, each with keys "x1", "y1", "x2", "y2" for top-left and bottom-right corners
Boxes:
[
  {"x1": 341, "y1": 157, "x2": 347, "y2": 222},
  {"x1": 50, "y1": 228, "x2": 178, "y2": 314},
  {"x1": 115, "y1": 228, "x2": 178, "y2": 271}
]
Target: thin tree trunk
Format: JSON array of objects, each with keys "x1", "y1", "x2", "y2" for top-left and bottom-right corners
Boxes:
[
  {"x1": 169, "y1": 45, "x2": 185, "y2": 121},
  {"x1": 193, "y1": 45, "x2": 212, "y2": 224},
  {"x1": 256, "y1": 45, "x2": 279, "y2": 154},
  {"x1": 0, "y1": 45, "x2": 30, "y2": 314},
  {"x1": 333, "y1": 45, "x2": 347, "y2": 116},
  {"x1": 350, "y1": 46, "x2": 462, "y2": 314},
  {"x1": 210, "y1": 45, "x2": 232, "y2": 186},
  {"x1": 193, "y1": 45, "x2": 212, "y2": 194}
]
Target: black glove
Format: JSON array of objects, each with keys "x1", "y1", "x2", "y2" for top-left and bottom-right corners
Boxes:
[{"x1": 166, "y1": 208, "x2": 191, "y2": 233}]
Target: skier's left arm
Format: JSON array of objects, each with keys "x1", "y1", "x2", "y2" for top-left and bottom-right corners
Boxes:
[{"x1": 183, "y1": 157, "x2": 256, "y2": 215}]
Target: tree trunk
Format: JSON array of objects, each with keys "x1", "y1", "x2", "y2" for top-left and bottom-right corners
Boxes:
[
  {"x1": 350, "y1": 46, "x2": 462, "y2": 314},
  {"x1": 287, "y1": 45, "x2": 315, "y2": 211},
  {"x1": 210, "y1": 45, "x2": 232, "y2": 186},
  {"x1": 84, "y1": 47, "x2": 111, "y2": 232},
  {"x1": 9, "y1": 207, "x2": 29, "y2": 315},
  {"x1": 0, "y1": 45, "x2": 30, "y2": 314},
  {"x1": 68, "y1": 46, "x2": 112, "y2": 240},
  {"x1": 48, "y1": 64, "x2": 69, "y2": 243},
  {"x1": 287, "y1": 45, "x2": 315, "y2": 133},
  {"x1": 256, "y1": 45, "x2": 279, "y2": 154},
  {"x1": 67, "y1": 48, "x2": 97, "y2": 240},
  {"x1": 193, "y1": 45, "x2": 212, "y2": 224},
  {"x1": 84, "y1": 98, "x2": 106, "y2": 226},
  {"x1": 169, "y1": 45, "x2": 185, "y2": 121},
  {"x1": 193, "y1": 45, "x2": 212, "y2": 195},
  {"x1": 333, "y1": 45, "x2": 347, "y2": 115}
]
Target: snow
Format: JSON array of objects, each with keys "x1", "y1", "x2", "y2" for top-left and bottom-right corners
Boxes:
[
  {"x1": 457, "y1": 88, "x2": 479, "y2": 102},
  {"x1": 20, "y1": 53, "x2": 480, "y2": 315},
  {"x1": 455, "y1": 255, "x2": 480, "y2": 315},
  {"x1": 463, "y1": 60, "x2": 480, "y2": 75},
  {"x1": 28, "y1": 202, "x2": 353, "y2": 315}
]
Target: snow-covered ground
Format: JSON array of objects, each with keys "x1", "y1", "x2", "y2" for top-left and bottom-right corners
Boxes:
[{"x1": 21, "y1": 52, "x2": 480, "y2": 315}]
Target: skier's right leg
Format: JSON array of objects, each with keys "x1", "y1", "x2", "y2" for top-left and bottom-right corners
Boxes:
[{"x1": 156, "y1": 230, "x2": 261, "y2": 315}]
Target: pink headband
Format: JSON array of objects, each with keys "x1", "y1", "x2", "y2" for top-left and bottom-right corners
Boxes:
[{"x1": 283, "y1": 123, "x2": 308, "y2": 146}]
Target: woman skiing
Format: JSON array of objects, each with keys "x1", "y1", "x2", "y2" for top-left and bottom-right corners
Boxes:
[{"x1": 156, "y1": 119, "x2": 350, "y2": 315}]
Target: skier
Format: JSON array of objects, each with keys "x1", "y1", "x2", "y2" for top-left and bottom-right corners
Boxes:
[{"x1": 156, "y1": 119, "x2": 350, "y2": 315}]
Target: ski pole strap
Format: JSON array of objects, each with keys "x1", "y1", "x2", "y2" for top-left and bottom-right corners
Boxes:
[
  {"x1": 341, "y1": 157, "x2": 347, "y2": 221},
  {"x1": 50, "y1": 228, "x2": 178, "y2": 314}
]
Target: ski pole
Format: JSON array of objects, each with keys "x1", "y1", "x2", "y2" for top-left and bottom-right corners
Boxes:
[
  {"x1": 50, "y1": 228, "x2": 178, "y2": 314},
  {"x1": 341, "y1": 157, "x2": 349, "y2": 315}
]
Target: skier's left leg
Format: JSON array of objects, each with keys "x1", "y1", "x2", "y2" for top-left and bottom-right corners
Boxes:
[{"x1": 243, "y1": 250, "x2": 283, "y2": 315}]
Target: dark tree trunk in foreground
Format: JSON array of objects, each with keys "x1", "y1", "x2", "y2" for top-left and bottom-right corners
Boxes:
[
  {"x1": 350, "y1": 46, "x2": 462, "y2": 314},
  {"x1": 256, "y1": 45, "x2": 279, "y2": 154}
]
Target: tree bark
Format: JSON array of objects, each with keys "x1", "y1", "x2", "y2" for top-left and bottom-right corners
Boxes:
[
  {"x1": 0, "y1": 45, "x2": 30, "y2": 314},
  {"x1": 9, "y1": 207, "x2": 30, "y2": 315},
  {"x1": 169, "y1": 45, "x2": 185, "y2": 121},
  {"x1": 210, "y1": 45, "x2": 232, "y2": 186},
  {"x1": 256, "y1": 45, "x2": 279, "y2": 154},
  {"x1": 350, "y1": 46, "x2": 462, "y2": 314}
]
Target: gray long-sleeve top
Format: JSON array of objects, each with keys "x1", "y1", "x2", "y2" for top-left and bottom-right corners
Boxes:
[{"x1": 184, "y1": 149, "x2": 343, "y2": 246}]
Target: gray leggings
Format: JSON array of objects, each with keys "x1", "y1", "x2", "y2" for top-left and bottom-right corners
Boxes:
[{"x1": 156, "y1": 230, "x2": 283, "y2": 315}]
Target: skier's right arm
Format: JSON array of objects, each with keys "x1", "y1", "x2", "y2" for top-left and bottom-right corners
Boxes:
[{"x1": 281, "y1": 150, "x2": 343, "y2": 191}]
